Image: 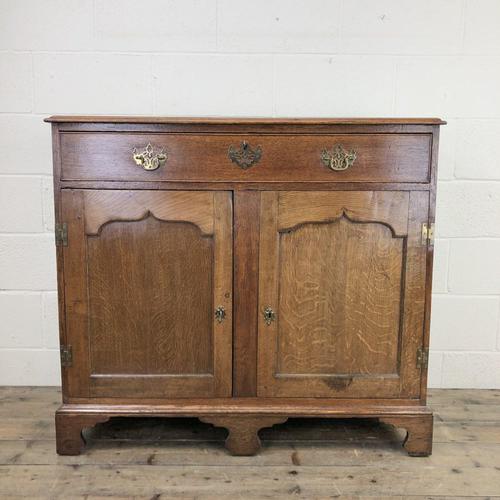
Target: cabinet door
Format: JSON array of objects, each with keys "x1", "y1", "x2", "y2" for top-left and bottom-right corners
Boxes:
[
  {"x1": 61, "y1": 190, "x2": 232, "y2": 399},
  {"x1": 258, "y1": 191, "x2": 428, "y2": 398}
]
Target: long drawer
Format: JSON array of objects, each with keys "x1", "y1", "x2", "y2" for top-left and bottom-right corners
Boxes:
[{"x1": 59, "y1": 132, "x2": 431, "y2": 183}]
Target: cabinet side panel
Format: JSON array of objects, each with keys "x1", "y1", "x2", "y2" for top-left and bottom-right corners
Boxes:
[
  {"x1": 52, "y1": 125, "x2": 68, "y2": 395},
  {"x1": 420, "y1": 126, "x2": 440, "y2": 402}
]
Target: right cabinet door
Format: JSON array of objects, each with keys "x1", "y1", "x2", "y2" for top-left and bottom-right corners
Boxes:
[{"x1": 257, "y1": 191, "x2": 429, "y2": 398}]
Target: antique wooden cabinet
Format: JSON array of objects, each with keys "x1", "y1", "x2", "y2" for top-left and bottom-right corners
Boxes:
[{"x1": 47, "y1": 116, "x2": 444, "y2": 456}]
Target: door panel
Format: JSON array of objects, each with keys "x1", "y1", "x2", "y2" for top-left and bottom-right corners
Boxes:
[
  {"x1": 258, "y1": 191, "x2": 428, "y2": 398},
  {"x1": 87, "y1": 218, "x2": 214, "y2": 376},
  {"x1": 62, "y1": 190, "x2": 232, "y2": 398},
  {"x1": 278, "y1": 219, "x2": 403, "y2": 376}
]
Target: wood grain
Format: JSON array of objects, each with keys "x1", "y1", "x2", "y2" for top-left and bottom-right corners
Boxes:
[
  {"x1": 55, "y1": 412, "x2": 110, "y2": 455},
  {"x1": 380, "y1": 414, "x2": 433, "y2": 456},
  {"x1": 258, "y1": 190, "x2": 426, "y2": 399},
  {"x1": 61, "y1": 190, "x2": 89, "y2": 398},
  {"x1": 200, "y1": 415, "x2": 288, "y2": 456},
  {"x1": 50, "y1": 117, "x2": 443, "y2": 457},
  {"x1": 46, "y1": 115, "x2": 447, "y2": 124},
  {"x1": 233, "y1": 191, "x2": 260, "y2": 396},
  {"x1": 84, "y1": 189, "x2": 214, "y2": 235},
  {"x1": 212, "y1": 192, "x2": 234, "y2": 398},
  {"x1": 400, "y1": 191, "x2": 429, "y2": 398},
  {"x1": 53, "y1": 399, "x2": 432, "y2": 456},
  {"x1": 3, "y1": 388, "x2": 500, "y2": 498},
  {"x1": 421, "y1": 126, "x2": 440, "y2": 403},
  {"x1": 277, "y1": 219, "x2": 403, "y2": 376},
  {"x1": 278, "y1": 190, "x2": 409, "y2": 235},
  {"x1": 59, "y1": 132, "x2": 431, "y2": 183},
  {"x1": 62, "y1": 190, "x2": 233, "y2": 399},
  {"x1": 0, "y1": 463, "x2": 498, "y2": 498},
  {"x1": 2, "y1": 439, "x2": 498, "y2": 468},
  {"x1": 87, "y1": 217, "x2": 214, "y2": 375}
]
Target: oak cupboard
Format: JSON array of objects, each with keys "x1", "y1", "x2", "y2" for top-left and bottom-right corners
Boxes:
[{"x1": 46, "y1": 116, "x2": 444, "y2": 456}]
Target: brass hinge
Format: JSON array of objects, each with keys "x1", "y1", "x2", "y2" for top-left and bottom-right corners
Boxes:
[
  {"x1": 416, "y1": 347, "x2": 429, "y2": 369},
  {"x1": 421, "y1": 222, "x2": 435, "y2": 246},
  {"x1": 60, "y1": 345, "x2": 73, "y2": 367},
  {"x1": 55, "y1": 223, "x2": 68, "y2": 246}
]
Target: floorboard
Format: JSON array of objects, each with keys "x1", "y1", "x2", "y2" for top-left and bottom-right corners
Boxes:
[{"x1": 0, "y1": 388, "x2": 499, "y2": 498}]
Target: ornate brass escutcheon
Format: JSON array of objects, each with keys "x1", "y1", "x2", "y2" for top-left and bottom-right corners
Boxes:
[
  {"x1": 263, "y1": 306, "x2": 276, "y2": 326},
  {"x1": 132, "y1": 143, "x2": 167, "y2": 171},
  {"x1": 215, "y1": 306, "x2": 226, "y2": 324},
  {"x1": 228, "y1": 141, "x2": 262, "y2": 169},
  {"x1": 321, "y1": 144, "x2": 357, "y2": 171}
]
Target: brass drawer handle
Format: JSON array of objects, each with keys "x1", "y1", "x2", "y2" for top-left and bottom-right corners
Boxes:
[
  {"x1": 132, "y1": 143, "x2": 167, "y2": 171},
  {"x1": 263, "y1": 306, "x2": 276, "y2": 326},
  {"x1": 321, "y1": 144, "x2": 357, "y2": 171},
  {"x1": 228, "y1": 141, "x2": 262, "y2": 169}
]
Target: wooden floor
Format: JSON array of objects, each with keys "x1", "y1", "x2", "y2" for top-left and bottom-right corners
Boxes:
[{"x1": 0, "y1": 388, "x2": 499, "y2": 498}]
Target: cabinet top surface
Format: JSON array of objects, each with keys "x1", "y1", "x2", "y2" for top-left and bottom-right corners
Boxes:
[{"x1": 45, "y1": 115, "x2": 446, "y2": 125}]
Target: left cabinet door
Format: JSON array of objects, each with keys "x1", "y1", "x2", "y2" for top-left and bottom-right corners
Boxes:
[{"x1": 60, "y1": 190, "x2": 233, "y2": 399}]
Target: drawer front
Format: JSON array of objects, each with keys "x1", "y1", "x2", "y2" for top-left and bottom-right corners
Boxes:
[{"x1": 60, "y1": 132, "x2": 431, "y2": 183}]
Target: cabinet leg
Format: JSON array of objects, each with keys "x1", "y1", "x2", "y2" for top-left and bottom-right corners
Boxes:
[
  {"x1": 55, "y1": 412, "x2": 110, "y2": 455},
  {"x1": 380, "y1": 414, "x2": 433, "y2": 457},
  {"x1": 200, "y1": 415, "x2": 288, "y2": 456}
]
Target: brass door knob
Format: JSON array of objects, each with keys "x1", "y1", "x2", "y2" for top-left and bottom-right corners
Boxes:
[{"x1": 132, "y1": 143, "x2": 167, "y2": 171}]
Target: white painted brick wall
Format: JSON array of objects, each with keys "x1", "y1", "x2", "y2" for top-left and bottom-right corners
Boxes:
[
  {"x1": 34, "y1": 53, "x2": 153, "y2": 114},
  {"x1": 0, "y1": 0, "x2": 499, "y2": 388},
  {"x1": 0, "y1": 293, "x2": 43, "y2": 348},
  {"x1": 340, "y1": 0, "x2": 464, "y2": 55},
  {"x1": 217, "y1": 0, "x2": 341, "y2": 53},
  {"x1": 152, "y1": 55, "x2": 274, "y2": 115},
  {"x1": 274, "y1": 55, "x2": 395, "y2": 116},
  {"x1": 95, "y1": 0, "x2": 217, "y2": 52}
]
